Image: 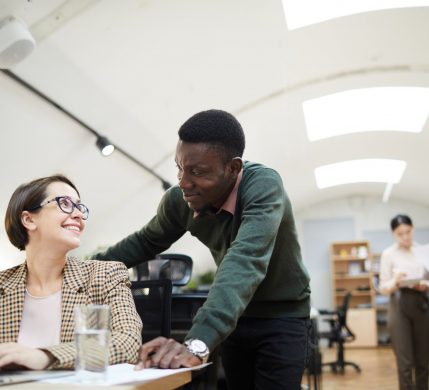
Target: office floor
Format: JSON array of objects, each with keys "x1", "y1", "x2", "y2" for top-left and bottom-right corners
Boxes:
[{"x1": 304, "y1": 347, "x2": 398, "y2": 390}]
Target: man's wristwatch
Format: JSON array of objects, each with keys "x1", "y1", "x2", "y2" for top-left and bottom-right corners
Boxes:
[{"x1": 184, "y1": 339, "x2": 209, "y2": 363}]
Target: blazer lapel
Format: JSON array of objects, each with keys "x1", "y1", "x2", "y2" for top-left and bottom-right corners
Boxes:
[{"x1": 60, "y1": 258, "x2": 88, "y2": 342}]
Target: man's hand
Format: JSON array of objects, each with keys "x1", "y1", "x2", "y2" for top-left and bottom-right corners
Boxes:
[
  {"x1": 0, "y1": 343, "x2": 52, "y2": 370},
  {"x1": 135, "y1": 337, "x2": 202, "y2": 370}
]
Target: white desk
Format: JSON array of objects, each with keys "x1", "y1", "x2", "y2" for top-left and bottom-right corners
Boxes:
[{"x1": 0, "y1": 370, "x2": 191, "y2": 390}]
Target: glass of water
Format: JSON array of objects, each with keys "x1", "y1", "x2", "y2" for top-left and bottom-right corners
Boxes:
[{"x1": 74, "y1": 304, "x2": 110, "y2": 383}]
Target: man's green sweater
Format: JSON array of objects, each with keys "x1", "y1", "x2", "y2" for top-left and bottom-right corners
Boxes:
[{"x1": 94, "y1": 161, "x2": 311, "y2": 351}]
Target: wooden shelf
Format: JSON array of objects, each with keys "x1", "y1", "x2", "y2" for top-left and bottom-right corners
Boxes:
[
  {"x1": 330, "y1": 241, "x2": 377, "y2": 346},
  {"x1": 331, "y1": 240, "x2": 369, "y2": 246},
  {"x1": 335, "y1": 292, "x2": 372, "y2": 297},
  {"x1": 332, "y1": 256, "x2": 367, "y2": 262},
  {"x1": 334, "y1": 274, "x2": 370, "y2": 280}
]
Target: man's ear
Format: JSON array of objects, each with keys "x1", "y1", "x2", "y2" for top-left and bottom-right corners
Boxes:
[
  {"x1": 21, "y1": 211, "x2": 37, "y2": 231},
  {"x1": 229, "y1": 157, "x2": 243, "y2": 178}
]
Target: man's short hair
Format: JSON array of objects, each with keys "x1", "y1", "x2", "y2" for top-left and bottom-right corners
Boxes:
[
  {"x1": 178, "y1": 109, "x2": 245, "y2": 161},
  {"x1": 5, "y1": 174, "x2": 79, "y2": 251}
]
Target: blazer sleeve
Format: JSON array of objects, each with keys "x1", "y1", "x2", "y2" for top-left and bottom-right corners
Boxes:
[{"x1": 45, "y1": 262, "x2": 142, "y2": 369}]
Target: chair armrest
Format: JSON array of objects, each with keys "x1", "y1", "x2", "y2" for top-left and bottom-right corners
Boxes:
[{"x1": 318, "y1": 309, "x2": 337, "y2": 315}]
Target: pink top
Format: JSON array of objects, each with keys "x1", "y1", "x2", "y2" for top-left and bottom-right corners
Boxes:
[
  {"x1": 217, "y1": 169, "x2": 243, "y2": 215},
  {"x1": 17, "y1": 289, "x2": 62, "y2": 348}
]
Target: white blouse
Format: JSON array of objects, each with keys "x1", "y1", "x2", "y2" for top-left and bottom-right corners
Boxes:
[
  {"x1": 379, "y1": 243, "x2": 429, "y2": 295},
  {"x1": 17, "y1": 289, "x2": 62, "y2": 348}
]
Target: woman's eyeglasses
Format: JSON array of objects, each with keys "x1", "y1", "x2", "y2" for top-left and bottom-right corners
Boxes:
[{"x1": 27, "y1": 196, "x2": 89, "y2": 220}]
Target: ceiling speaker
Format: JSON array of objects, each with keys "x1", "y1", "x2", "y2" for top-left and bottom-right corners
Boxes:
[{"x1": 0, "y1": 16, "x2": 35, "y2": 69}]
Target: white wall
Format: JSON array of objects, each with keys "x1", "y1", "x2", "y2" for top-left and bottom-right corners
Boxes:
[{"x1": 296, "y1": 195, "x2": 429, "y2": 237}]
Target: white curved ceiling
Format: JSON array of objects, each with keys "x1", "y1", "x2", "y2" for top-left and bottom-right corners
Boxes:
[{"x1": 0, "y1": 0, "x2": 428, "y2": 262}]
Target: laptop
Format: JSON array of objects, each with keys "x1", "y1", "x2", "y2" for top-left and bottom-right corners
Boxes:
[{"x1": 0, "y1": 370, "x2": 73, "y2": 386}]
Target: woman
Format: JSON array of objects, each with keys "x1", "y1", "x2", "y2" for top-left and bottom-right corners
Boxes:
[
  {"x1": 0, "y1": 175, "x2": 142, "y2": 370},
  {"x1": 380, "y1": 214, "x2": 429, "y2": 390}
]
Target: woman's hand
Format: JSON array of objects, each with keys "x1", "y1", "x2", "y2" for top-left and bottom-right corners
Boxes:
[
  {"x1": 393, "y1": 271, "x2": 406, "y2": 287},
  {"x1": 0, "y1": 343, "x2": 53, "y2": 370}
]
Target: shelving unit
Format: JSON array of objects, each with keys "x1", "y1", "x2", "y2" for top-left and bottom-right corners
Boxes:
[
  {"x1": 330, "y1": 241, "x2": 375, "y2": 309},
  {"x1": 371, "y1": 253, "x2": 390, "y2": 345},
  {"x1": 330, "y1": 241, "x2": 378, "y2": 347}
]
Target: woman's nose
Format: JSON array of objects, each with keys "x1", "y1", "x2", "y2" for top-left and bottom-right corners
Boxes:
[{"x1": 70, "y1": 207, "x2": 84, "y2": 221}]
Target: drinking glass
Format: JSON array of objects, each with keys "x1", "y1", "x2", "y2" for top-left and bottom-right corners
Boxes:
[{"x1": 74, "y1": 304, "x2": 110, "y2": 383}]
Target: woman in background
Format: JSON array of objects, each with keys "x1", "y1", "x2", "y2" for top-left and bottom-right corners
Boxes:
[
  {"x1": 379, "y1": 214, "x2": 429, "y2": 390},
  {"x1": 0, "y1": 175, "x2": 142, "y2": 369}
]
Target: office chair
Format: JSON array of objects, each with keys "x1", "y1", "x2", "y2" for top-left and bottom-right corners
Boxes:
[
  {"x1": 135, "y1": 253, "x2": 193, "y2": 288},
  {"x1": 131, "y1": 279, "x2": 173, "y2": 343},
  {"x1": 318, "y1": 292, "x2": 361, "y2": 374},
  {"x1": 134, "y1": 255, "x2": 214, "y2": 389}
]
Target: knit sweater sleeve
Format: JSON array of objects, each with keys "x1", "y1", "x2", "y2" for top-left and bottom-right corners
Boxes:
[
  {"x1": 186, "y1": 167, "x2": 286, "y2": 351},
  {"x1": 91, "y1": 187, "x2": 187, "y2": 267}
]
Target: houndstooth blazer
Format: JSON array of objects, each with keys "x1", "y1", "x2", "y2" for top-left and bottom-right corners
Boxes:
[{"x1": 0, "y1": 257, "x2": 142, "y2": 369}]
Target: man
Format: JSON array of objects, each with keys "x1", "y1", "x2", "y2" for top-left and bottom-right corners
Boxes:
[{"x1": 93, "y1": 109, "x2": 311, "y2": 389}]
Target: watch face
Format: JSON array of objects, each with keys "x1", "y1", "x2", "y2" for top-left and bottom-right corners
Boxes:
[{"x1": 190, "y1": 339, "x2": 207, "y2": 353}]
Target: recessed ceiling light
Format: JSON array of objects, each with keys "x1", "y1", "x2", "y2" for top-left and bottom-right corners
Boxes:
[
  {"x1": 303, "y1": 87, "x2": 429, "y2": 141},
  {"x1": 382, "y1": 182, "x2": 395, "y2": 203},
  {"x1": 281, "y1": 0, "x2": 429, "y2": 30},
  {"x1": 315, "y1": 159, "x2": 407, "y2": 189}
]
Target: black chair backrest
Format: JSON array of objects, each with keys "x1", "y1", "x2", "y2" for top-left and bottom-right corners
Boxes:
[
  {"x1": 171, "y1": 292, "x2": 208, "y2": 335},
  {"x1": 131, "y1": 279, "x2": 172, "y2": 342},
  {"x1": 337, "y1": 292, "x2": 355, "y2": 340},
  {"x1": 337, "y1": 292, "x2": 350, "y2": 324},
  {"x1": 136, "y1": 253, "x2": 193, "y2": 287}
]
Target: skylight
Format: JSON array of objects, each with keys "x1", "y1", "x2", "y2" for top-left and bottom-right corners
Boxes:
[
  {"x1": 282, "y1": 0, "x2": 429, "y2": 30},
  {"x1": 303, "y1": 87, "x2": 429, "y2": 142},
  {"x1": 314, "y1": 159, "x2": 407, "y2": 189}
]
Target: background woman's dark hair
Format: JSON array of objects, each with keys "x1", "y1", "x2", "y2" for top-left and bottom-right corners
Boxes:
[
  {"x1": 5, "y1": 174, "x2": 80, "y2": 251},
  {"x1": 390, "y1": 214, "x2": 413, "y2": 231},
  {"x1": 178, "y1": 109, "x2": 245, "y2": 162}
]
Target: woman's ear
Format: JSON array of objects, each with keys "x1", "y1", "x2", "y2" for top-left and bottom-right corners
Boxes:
[{"x1": 21, "y1": 211, "x2": 37, "y2": 231}]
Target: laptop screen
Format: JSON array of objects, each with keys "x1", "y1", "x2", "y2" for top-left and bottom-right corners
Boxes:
[{"x1": 0, "y1": 370, "x2": 72, "y2": 386}]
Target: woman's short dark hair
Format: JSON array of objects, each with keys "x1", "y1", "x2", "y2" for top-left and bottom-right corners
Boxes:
[
  {"x1": 390, "y1": 214, "x2": 413, "y2": 231},
  {"x1": 178, "y1": 109, "x2": 245, "y2": 162},
  {"x1": 5, "y1": 175, "x2": 80, "y2": 251}
]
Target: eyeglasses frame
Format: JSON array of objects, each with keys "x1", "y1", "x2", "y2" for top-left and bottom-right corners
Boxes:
[{"x1": 27, "y1": 196, "x2": 89, "y2": 220}]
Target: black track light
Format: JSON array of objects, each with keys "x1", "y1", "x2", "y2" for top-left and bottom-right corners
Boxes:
[
  {"x1": 96, "y1": 136, "x2": 115, "y2": 156},
  {"x1": 1, "y1": 70, "x2": 172, "y2": 191}
]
